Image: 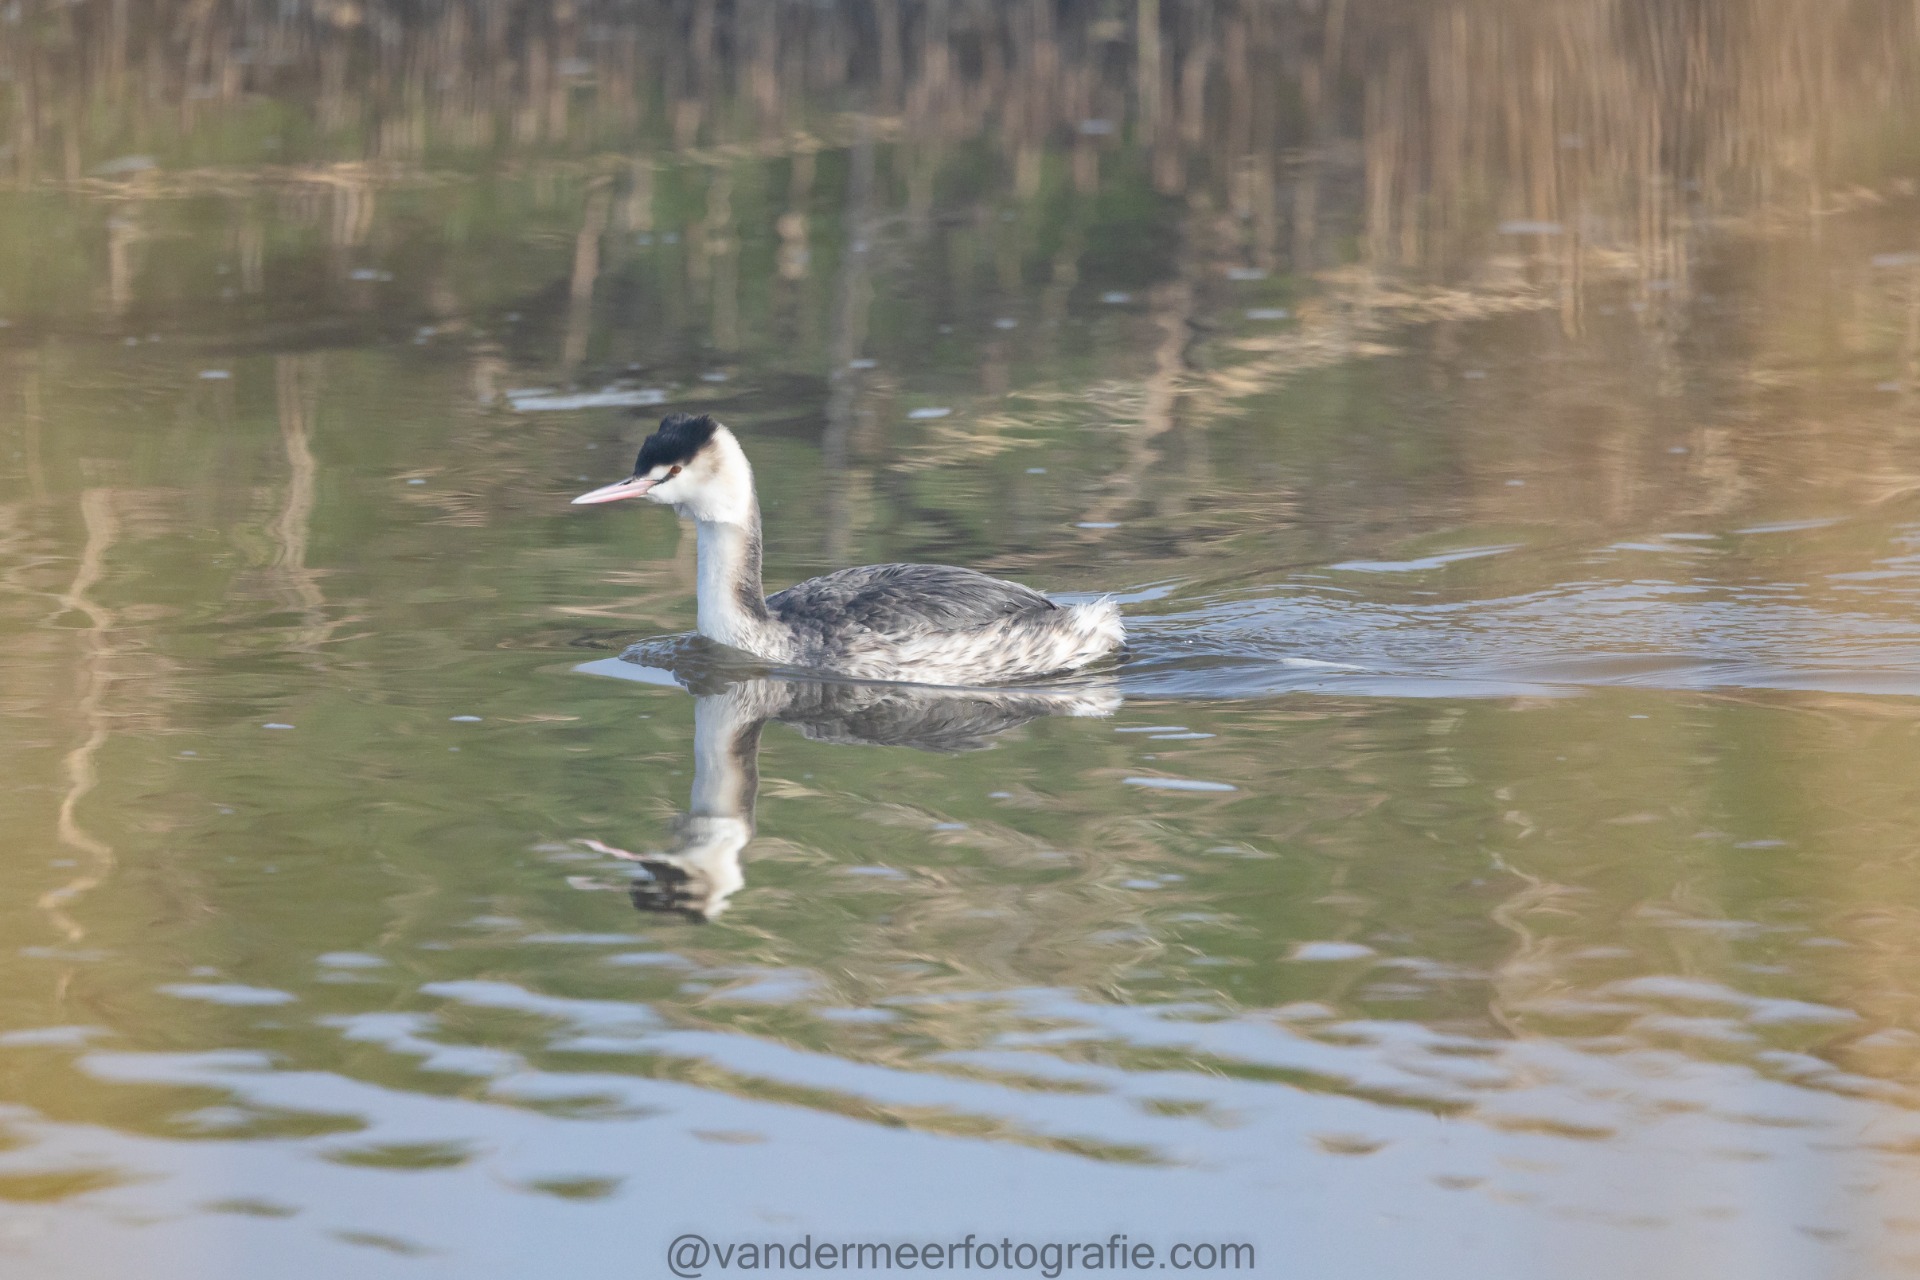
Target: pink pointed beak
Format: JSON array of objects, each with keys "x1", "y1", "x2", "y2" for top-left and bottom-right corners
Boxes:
[{"x1": 572, "y1": 475, "x2": 658, "y2": 505}]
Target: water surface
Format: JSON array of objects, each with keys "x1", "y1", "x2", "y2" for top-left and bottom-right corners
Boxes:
[{"x1": 7, "y1": 5, "x2": 1920, "y2": 1277}]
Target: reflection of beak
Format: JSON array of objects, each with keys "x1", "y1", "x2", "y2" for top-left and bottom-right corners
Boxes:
[
  {"x1": 572, "y1": 475, "x2": 657, "y2": 505},
  {"x1": 576, "y1": 837, "x2": 644, "y2": 860}
]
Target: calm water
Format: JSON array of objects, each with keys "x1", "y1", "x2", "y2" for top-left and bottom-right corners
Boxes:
[{"x1": 9, "y1": 5, "x2": 1920, "y2": 1277}]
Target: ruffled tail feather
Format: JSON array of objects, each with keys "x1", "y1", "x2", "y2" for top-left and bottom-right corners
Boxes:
[{"x1": 1066, "y1": 596, "x2": 1126, "y2": 662}]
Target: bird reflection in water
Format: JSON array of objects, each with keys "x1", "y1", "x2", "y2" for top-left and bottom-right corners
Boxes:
[{"x1": 572, "y1": 642, "x2": 1120, "y2": 921}]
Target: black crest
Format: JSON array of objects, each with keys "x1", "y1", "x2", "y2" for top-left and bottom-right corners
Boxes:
[{"x1": 634, "y1": 413, "x2": 718, "y2": 476}]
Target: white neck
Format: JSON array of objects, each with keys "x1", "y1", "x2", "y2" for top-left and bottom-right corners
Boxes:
[
  {"x1": 671, "y1": 427, "x2": 791, "y2": 661},
  {"x1": 694, "y1": 518, "x2": 787, "y2": 657}
]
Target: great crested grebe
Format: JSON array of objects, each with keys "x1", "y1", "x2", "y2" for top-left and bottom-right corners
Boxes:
[{"x1": 573, "y1": 413, "x2": 1125, "y2": 684}]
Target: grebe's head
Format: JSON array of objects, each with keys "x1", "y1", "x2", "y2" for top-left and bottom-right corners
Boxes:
[{"x1": 572, "y1": 412, "x2": 754, "y2": 524}]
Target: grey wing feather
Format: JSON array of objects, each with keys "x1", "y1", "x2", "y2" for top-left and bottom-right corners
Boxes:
[{"x1": 767, "y1": 564, "x2": 1056, "y2": 636}]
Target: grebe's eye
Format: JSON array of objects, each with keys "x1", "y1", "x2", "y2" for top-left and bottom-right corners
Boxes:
[{"x1": 668, "y1": 465, "x2": 682, "y2": 477}]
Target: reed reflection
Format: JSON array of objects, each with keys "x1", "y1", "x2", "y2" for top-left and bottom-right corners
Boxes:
[
  {"x1": 2, "y1": 0, "x2": 1911, "y2": 569},
  {"x1": 576, "y1": 648, "x2": 1118, "y2": 922}
]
